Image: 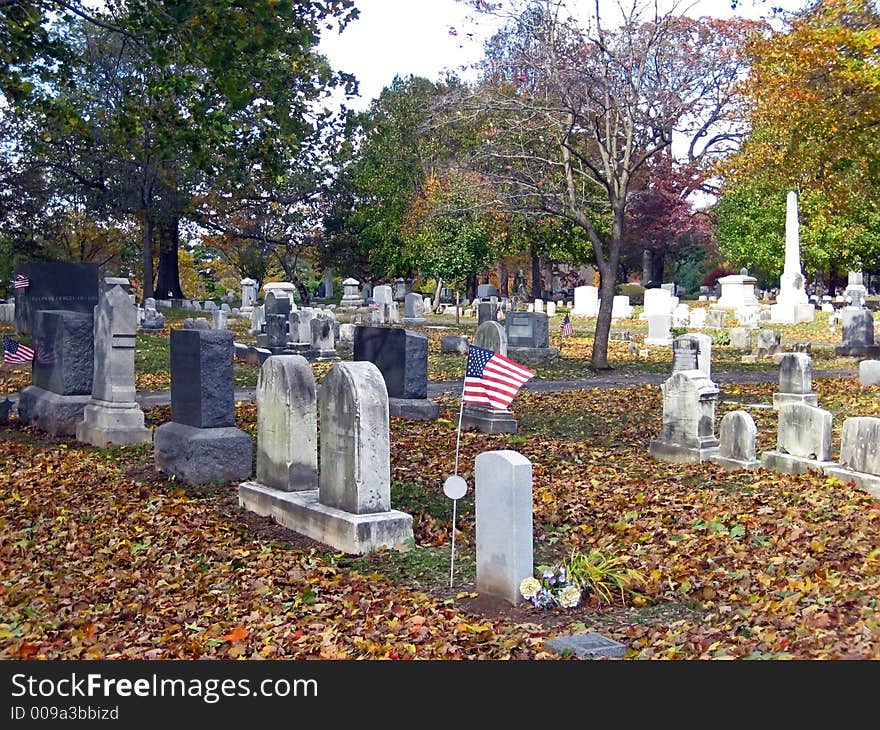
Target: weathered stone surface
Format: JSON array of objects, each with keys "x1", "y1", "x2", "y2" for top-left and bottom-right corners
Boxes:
[
  {"x1": 824, "y1": 417, "x2": 880, "y2": 499},
  {"x1": 859, "y1": 360, "x2": 880, "y2": 386},
  {"x1": 505, "y1": 312, "x2": 549, "y2": 348},
  {"x1": 773, "y1": 352, "x2": 819, "y2": 409},
  {"x1": 460, "y1": 405, "x2": 518, "y2": 434},
  {"x1": 775, "y1": 402, "x2": 832, "y2": 461},
  {"x1": 170, "y1": 329, "x2": 235, "y2": 429},
  {"x1": 440, "y1": 335, "x2": 469, "y2": 354},
  {"x1": 31, "y1": 310, "x2": 94, "y2": 396},
  {"x1": 473, "y1": 321, "x2": 507, "y2": 357},
  {"x1": 16, "y1": 386, "x2": 91, "y2": 436},
  {"x1": 154, "y1": 421, "x2": 252, "y2": 484},
  {"x1": 319, "y1": 362, "x2": 390, "y2": 514},
  {"x1": 475, "y1": 450, "x2": 533, "y2": 606},
  {"x1": 649, "y1": 370, "x2": 719, "y2": 463},
  {"x1": 76, "y1": 401, "x2": 151, "y2": 447},
  {"x1": 710, "y1": 410, "x2": 760, "y2": 470},
  {"x1": 256, "y1": 356, "x2": 318, "y2": 492},
  {"x1": 544, "y1": 633, "x2": 627, "y2": 659}
]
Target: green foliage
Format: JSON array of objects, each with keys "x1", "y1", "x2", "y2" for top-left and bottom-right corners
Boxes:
[
  {"x1": 617, "y1": 283, "x2": 645, "y2": 306},
  {"x1": 671, "y1": 326, "x2": 688, "y2": 338},
  {"x1": 562, "y1": 548, "x2": 646, "y2": 606},
  {"x1": 673, "y1": 259, "x2": 703, "y2": 295},
  {"x1": 711, "y1": 330, "x2": 731, "y2": 346}
]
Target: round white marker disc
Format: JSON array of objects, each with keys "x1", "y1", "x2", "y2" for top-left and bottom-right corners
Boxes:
[{"x1": 443, "y1": 475, "x2": 467, "y2": 500}]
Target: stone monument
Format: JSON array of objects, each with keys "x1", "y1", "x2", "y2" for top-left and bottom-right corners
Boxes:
[{"x1": 769, "y1": 191, "x2": 814, "y2": 324}]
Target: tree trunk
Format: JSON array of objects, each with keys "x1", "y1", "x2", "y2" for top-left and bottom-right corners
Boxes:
[
  {"x1": 466, "y1": 274, "x2": 477, "y2": 302},
  {"x1": 530, "y1": 252, "x2": 542, "y2": 299},
  {"x1": 432, "y1": 275, "x2": 443, "y2": 313},
  {"x1": 499, "y1": 264, "x2": 509, "y2": 297},
  {"x1": 155, "y1": 211, "x2": 184, "y2": 299},
  {"x1": 141, "y1": 213, "x2": 154, "y2": 303}
]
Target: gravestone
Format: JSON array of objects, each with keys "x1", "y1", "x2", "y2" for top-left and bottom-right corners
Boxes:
[
  {"x1": 240, "y1": 277, "x2": 257, "y2": 310},
  {"x1": 76, "y1": 284, "x2": 151, "y2": 446},
  {"x1": 373, "y1": 285, "x2": 393, "y2": 306},
  {"x1": 240, "y1": 361, "x2": 413, "y2": 554},
  {"x1": 254, "y1": 356, "x2": 318, "y2": 491},
  {"x1": 844, "y1": 271, "x2": 868, "y2": 309},
  {"x1": 212, "y1": 309, "x2": 228, "y2": 330},
  {"x1": 308, "y1": 315, "x2": 339, "y2": 361},
  {"x1": 441, "y1": 335, "x2": 469, "y2": 354},
  {"x1": 571, "y1": 286, "x2": 598, "y2": 317},
  {"x1": 644, "y1": 314, "x2": 672, "y2": 346},
  {"x1": 671, "y1": 333, "x2": 711, "y2": 379},
  {"x1": 709, "y1": 411, "x2": 760, "y2": 470},
  {"x1": 714, "y1": 274, "x2": 761, "y2": 320},
  {"x1": 729, "y1": 327, "x2": 752, "y2": 349},
  {"x1": 859, "y1": 360, "x2": 880, "y2": 386},
  {"x1": 402, "y1": 292, "x2": 427, "y2": 326},
  {"x1": 353, "y1": 326, "x2": 438, "y2": 420},
  {"x1": 477, "y1": 301, "x2": 498, "y2": 326},
  {"x1": 473, "y1": 321, "x2": 507, "y2": 357},
  {"x1": 761, "y1": 402, "x2": 834, "y2": 475},
  {"x1": 475, "y1": 450, "x2": 533, "y2": 606},
  {"x1": 835, "y1": 309, "x2": 880, "y2": 357},
  {"x1": 825, "y1": 417, "x2": 880, "y2": 497},
  {"x1": 249, "y1": 304, "x2": 265, "y2": 336},
  {"x1": 688, "y1": 308, "x2": 706, "y2": 328},
  {"x1": 17, "y1": 309, "x2": 94, "y2": 436},
  {"x1": 640, "y1": 288, "x2": 677, "y2": 320},
  {"x1": 671, "y1": 336, "x2": 699, "y2": 373},
  {"x1": 772, "y1": 353, "x2": 818, "y2": 410},
  {"x1": 649, "y1": 370, "x2": 720, "y2": 463},
  {"x1": 705, "y1": 309, "x2": 727, "y2": 328},
  {"x1": 13, "y1": 262, "x2": 99, "y2": 336},
  {"x1": 505, "y1": 311, "x2": 557, "y2": 364},
  {"x1": 264, "y1": 289, "x2": 292, "y2": 319},
  {"x1": 755, "y1": 329, "x2": 781, "y2": 358},
  {"x1": 611, "y1": 295, "x2": 632, "y2": 319},
  {"x1": 392, "y1": 277, "x2": 410, "y2": 303},
  {"x1": 477, "y1": 284, "x2": 499, "y2": 299},
  {"x1": 770, "y1": 190, "x2": 814, "y2": 324},
  {"x1": 338, "y1": 277, "x2": 362, "y2": 309},
  {"x1": 153, "y1": 329, "x2": 252, "y2": 484},
  {"x1": 337, "y1": 323, "x2": 356, "y2": 350},
  {"x1": 265, "y1": 313, "x2": 290, "y2": 352}
]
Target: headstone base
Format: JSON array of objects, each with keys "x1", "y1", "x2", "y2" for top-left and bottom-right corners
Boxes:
[
  {"x1": 644, "y1": 337, "x2": 673, "y2": 346},
  {"x1": 17, "y1": 386, "x2": 91, "y2": 437},
  {"x1": 544, "y1": 632, "x2": 627, "y2": 659},
  {"x1": 308, "y1": 350, "x2": 340, "y2": 362},
  {"x1": 772, "y1": 393, "x2": 819, "y2": 410},
  {"x1": 709, "y1": 454, "x2": 761, "y2": 471},
  {"x1": 769, "y1": 303, "x2": 815, "y2": 324},
  {"x1": 401, "y1": 317, "x2": 427, "y2": 327},
  {"x1": 284, "y1": 342, "x2": 311, "y2": 356},
  {"x1": 76, "y1": 401, "x2": 152, "y2": 447},
  {"x1": 834, "y1": 344, "x2": 880, "y2": 358},
  {"x1": 506, "y1": 346, "x2": 558, "y2": 364},
  {"x1": 648, "y1": 438, "x2": 720, "y2": 464},
  {"x1": 139, "y1": 324, "x2": 165, "y2": 333},
  {"x1": 154, "y1": 421, "x2": 252, "y2": 485},
  {"x1": 238, "y1": 484, "x2": 413, "y2": 555},
  {"x1": 823, "y1": 465, "x2": 880, "y2": 499},
  {"x1": 389, "y1": 397, "x2": 440, "y2": 421},
  {"x1": 760, "y1": 450, "x2": 835, "y2": 476},
  {"x1": 460, "y1": 405, "x2": 518, "y2": 434}
]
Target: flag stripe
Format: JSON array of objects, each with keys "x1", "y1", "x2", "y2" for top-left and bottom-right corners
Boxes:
[{"x1": 462, "y1": 345, "x2": 534, "y2": 411}]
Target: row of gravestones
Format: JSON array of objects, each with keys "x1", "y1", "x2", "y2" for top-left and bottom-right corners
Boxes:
[{"x1": 650, "y1": 339, "x2": 880, "y2": 499}]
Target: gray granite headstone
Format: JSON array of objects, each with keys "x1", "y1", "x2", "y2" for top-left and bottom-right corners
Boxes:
[
  {"x1": 505, "y1": 312, "x2": 548, "y2": 348},
  {"x1": 352, "y1": 326, "x2": 428, "y2": 399},
  {"x1": 544, "y1": 633, "x2": 627, "y2": 660},
  {"x1": 13, "y1": 262, "x2": 99, "y2": 335},
  {"x1": 264, "y1": 289, "x2": 292, "y2": 319},
  {"x1": 710, "y1": 410, "x2": 759, "y2": 470},
  {"x1": 31, "y1": 310, "x2": 94, "y2": 395},
  {"x1": 169, "y1": 329, "x2": 235, "y2": 428}
]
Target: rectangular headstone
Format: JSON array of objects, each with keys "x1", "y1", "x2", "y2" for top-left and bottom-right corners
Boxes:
[
  {"x1": 838, "y1": 417, "x2": 880, "y2": 476},
  {"x1": 31, "y1": 310, "x2": 94, "y2": 395},
  {"x1": 170, "y1": 329, "x2": 235, "y2": 428},
  {"x1": 353, "y1": 326, "x2": 428, "y2": 399},
  {"x1": 13, "y1": 262, "x2": 99, "y2": 335},
  {"x1": 475, "y1": 450, "x2": 533, "y2": 606},
  {"x1": 505, "y1": 311, "x2": 549, "y2": 348}
]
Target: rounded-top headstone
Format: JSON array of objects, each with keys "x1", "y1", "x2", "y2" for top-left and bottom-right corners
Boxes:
[{"x1": 473, "y1": 320, "x2": 507, "y2": 357}]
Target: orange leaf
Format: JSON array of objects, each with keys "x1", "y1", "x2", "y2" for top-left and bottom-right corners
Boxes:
[
  {"x1": 221, "y1": 626, "x2": 249, "y2": 643},
  {"x1": 17, "y1": 642, "x2": 39, "y2": 659}
]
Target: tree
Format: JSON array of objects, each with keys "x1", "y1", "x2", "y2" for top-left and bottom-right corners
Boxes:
[
  {"x1": 457, "y1": 0, "x2": 758, "y2": 369},
  {"x1": 717, "y1": 0, "x2": 880, "y2": 278},
  {"x1": 2, "y1": 0, "x2": 357, "y2": 301}
]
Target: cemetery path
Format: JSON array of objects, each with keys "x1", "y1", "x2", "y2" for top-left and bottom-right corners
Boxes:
[{"x1": 123, "y1": 366, "x2": 858, "y2": 407}]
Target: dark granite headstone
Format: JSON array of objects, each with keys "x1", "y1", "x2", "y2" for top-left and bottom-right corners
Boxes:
[
  {"x1": 170, "y1": 329, "x2": 235, "y2": 428},
  {"x1": 352, "y1": 326, "x2": 427, "y2": 399},
  {"x1": 392, "y1": 278, "x2": 411, "y2": 303},
  {"x1": 13, "y1": 262, "x2": 99, "y2": 335},
  {"x1": 266, "y1": 314, "x2": 288, "y2": 350},
  {"x1": 477, "y1": 301, "x2": 498, "y2": 325},
  {"x1": 31, "y1": 310, "x2": 94, "y2": 395},
  {"x1": 477, "y1": 284, "x2": 499, "y2": 299},
  {"x1": 505, "y1": 311, "x2": 549, "y2": 348}
]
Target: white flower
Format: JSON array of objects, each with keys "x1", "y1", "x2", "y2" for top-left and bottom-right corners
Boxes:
[
  {"x1": 520, "y1": 576, "x2": 541, "y2": 600},
  {"x1": 557, "y1": 585, "x2": 581, "y2": 609}
]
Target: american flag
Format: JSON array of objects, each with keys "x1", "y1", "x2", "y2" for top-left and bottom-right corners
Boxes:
[
  {"x1": 12, "y1": 273, "x2": 29, "y2": 289},
  {"x1": 34, "y1": 343, "x2": 55, "y2": 365},
  {"x1": 560, "y1": 313, "x2": 574, "y2": 337},
  {"x1": 463, "y1": 345, "x2": 535, "y2": 411},
  {"x1": 3, "y1": 335, "x2": 34, "y2": 365}
]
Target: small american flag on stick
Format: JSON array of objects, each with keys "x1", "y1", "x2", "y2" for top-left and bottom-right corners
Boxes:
[
  {"x1": 12, "y1": 273, "x2": 29, "y2": 289},
  {"x1": 560, "y1": 313, "x2": 573, "y2": 337},
  {"x1": 462, "y1": 345, "x2": 535, "y2": 411}
]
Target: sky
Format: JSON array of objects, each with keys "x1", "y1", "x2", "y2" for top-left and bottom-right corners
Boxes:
[{"x1": 317, "y1": 0, "x2": 806, "y2": 112}]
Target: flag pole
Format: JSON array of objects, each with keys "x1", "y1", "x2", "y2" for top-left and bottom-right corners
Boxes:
[{"x1": 453, "y1": 378, "x2": 467, "y2": 476}]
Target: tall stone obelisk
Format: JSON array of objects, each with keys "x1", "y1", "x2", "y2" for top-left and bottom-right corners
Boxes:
[{"x1": 770, "y1": 191, "x2": 814, "y2": 324}]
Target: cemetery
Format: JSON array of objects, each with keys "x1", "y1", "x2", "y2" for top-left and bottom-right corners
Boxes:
[{"x1": 2, "y1": 0, "x2": 880, "y2": 667}]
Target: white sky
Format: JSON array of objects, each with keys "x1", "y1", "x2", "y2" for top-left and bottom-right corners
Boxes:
[{"x1": 317, "y1": 0, "x2": 805, "y2": 112}]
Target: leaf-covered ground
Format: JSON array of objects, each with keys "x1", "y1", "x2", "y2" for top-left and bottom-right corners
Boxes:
[{"x1": 3, "y1": 372, "x2": 880, "y2": 659}]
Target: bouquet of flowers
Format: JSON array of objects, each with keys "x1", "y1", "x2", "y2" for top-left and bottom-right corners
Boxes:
[{"x1": 519, "y1": 564, "x2": 582, "y2": 610}]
